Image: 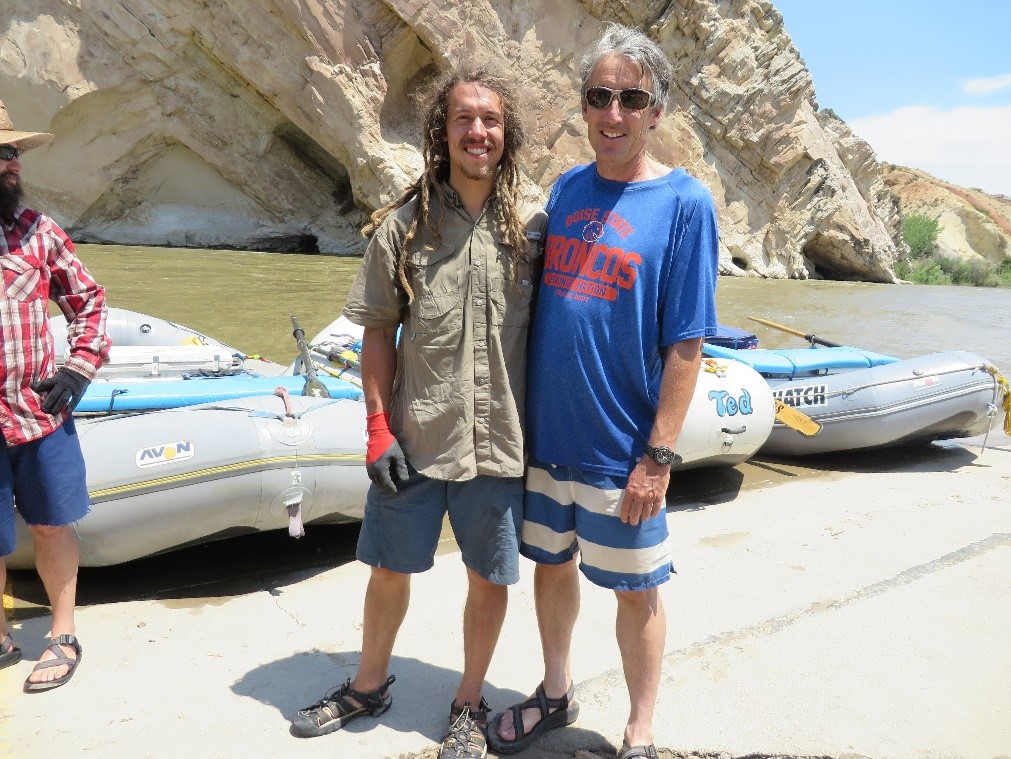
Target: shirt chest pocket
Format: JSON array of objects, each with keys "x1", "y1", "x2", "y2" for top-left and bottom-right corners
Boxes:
[
  {"x1": 409, "y1": 244, "x2": 464, "y2": 332},
  {"x1": 489, "y1": 256, "x2": 533, "y2": 327},
  {"x1": 2, "y1": 254, "x2": 46, "y2": 302}
]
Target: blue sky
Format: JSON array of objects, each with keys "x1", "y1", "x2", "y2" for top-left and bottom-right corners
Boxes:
[{"x1": 774, "y1": 0, "x2": 1011, "y2": 196}]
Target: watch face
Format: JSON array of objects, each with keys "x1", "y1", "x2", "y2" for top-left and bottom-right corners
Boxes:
[{"x1": 648, "y1": 445, "x2": 677, "y2": 466}]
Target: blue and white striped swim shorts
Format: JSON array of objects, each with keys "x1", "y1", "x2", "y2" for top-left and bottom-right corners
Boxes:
[{"x1": 520, "y1": 460, "x2": 674, "y2": 591}]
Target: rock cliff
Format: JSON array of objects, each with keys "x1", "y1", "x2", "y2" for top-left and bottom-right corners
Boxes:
[
  {"x1": 882, "y1": 165, "x2": 1011, "y2": 266},
  {"x1": 2, "y1": 0, "x2": 906, "y2": 281}
]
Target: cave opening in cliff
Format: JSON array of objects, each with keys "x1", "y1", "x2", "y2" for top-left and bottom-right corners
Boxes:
[
  {"x1": 801, "y1": 234, "x2": 867, "y2": 282},
  {"x1": 245, "y1": 233, "x2": 320, "y2": 255},
  {"x1": 802, "y1": 253, "x2": 861, "y2": 281},
  {"x1": 274, "y1": 123, "x2": 359, "y2": 216}
]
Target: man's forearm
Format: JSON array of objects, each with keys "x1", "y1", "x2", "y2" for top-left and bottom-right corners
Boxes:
[
  {"x1": 648, "y1": 337, "x2": 704, "y2": 449},
  {"x1": 361, "y1": 326, "x2": 399, "y2": 416}
]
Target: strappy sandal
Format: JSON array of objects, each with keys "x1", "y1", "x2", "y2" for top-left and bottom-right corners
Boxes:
[
  {"x1": 23, "y1": 634, "x2": 82, "y2": 693},
  {"x1": 290, "y1": 674, "x2": 395, "y2": 738},
  {"x1": 0, "y1": 633, "x2": 22, "y2": 669},
  {"x1": 441, "y1": 697, "x2": 491, "y2": 759},
  {"x1": 487, "y1": 682, "x2": 578, "y2": 755},
  {"x1": 619, "y1": 743, "x2": 659, "y2": 759}
]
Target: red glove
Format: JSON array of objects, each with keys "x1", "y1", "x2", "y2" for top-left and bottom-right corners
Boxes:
[
  {"x1": 366, "y1": 411, "x2": 397, "y2": 464},
  {"x1": 365, "y1": 411, "x2": 408, "y2": 494}
]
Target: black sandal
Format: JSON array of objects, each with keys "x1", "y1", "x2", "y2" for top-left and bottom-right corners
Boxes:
[
  {"x1": 290, "y1": 674, "x2": 395, "y2": 738},
  {"x1": 619, "y1": 743, "x2": 659, "y2": 759},
  {"x1": 23, "y1": 634, "x2": 82, "y2": 693},
  {"x1": 0, "y1": 633, "x2": 22, "y2": 669},
  {"x1": 487, "y1": 682, "x2": 578, "y2": 755}
]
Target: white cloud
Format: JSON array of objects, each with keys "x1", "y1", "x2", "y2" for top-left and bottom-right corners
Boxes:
[
  {"x1": 849, "y1": 105, "x2": 1011, "y2": 197},
  {"x1": 962, "y1": 73, "x2": 1011, "y2": 95}
]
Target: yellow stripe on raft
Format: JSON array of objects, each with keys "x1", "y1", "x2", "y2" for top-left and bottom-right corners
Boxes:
[{"x1": 89, "y1": 452, "x2": 365, "y2": 500}]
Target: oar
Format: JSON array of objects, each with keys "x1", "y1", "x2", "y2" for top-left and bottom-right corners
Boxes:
[
  {"x1": 291, "y1": 315, "x2": 330, "y2": 398},
  {"x1": 774, "y1": 400, "x2": 822, "y2": 436},
  {"x1": 747, "y1": 316, "x2": 842, "y2": 348}
]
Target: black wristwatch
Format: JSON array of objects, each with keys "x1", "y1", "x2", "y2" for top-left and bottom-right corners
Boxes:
[{"x1": 643, "y1": 444, "x2": 681, "y2": 467}]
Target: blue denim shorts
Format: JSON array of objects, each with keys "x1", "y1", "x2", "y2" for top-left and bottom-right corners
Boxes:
[
  {"x1": 356, "y1": 465, "x2": 523, "y2": 585},
  {"x1": 0, "y1": 418, "x2": 90, "y2": 556}
]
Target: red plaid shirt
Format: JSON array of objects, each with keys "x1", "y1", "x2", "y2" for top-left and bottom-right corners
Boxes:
[{"x1": 1, "y1": 205, "x2": 109, "y2": 445}]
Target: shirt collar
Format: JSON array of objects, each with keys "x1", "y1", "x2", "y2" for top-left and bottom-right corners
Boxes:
[
  {"x1": 1, "y1": 205, "x2": 27, "y2": 230},
  {"x1": 440, "y1": 181, "x2": 498, "y2": 214}
]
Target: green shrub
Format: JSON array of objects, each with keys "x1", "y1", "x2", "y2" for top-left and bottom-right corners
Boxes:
[
  {"x1": 898, "y1": 253, "x2": 1010, "y2": 287},
  {"x1": 999, "y1": 259, "x2": 1011, "y2": 286},
  {"x1": 895, "y1": 258, "x2": 951, "y2": 285},
  {"x1": 902, "y1": 214, "x2": 941, "y2": 258},
  {"x1": 895, "y1": 212, "x2": 1009, "y2": 287},
  {"x1": 918, "y1": 262, "x2": 951, "y2": 285},
  {"x1": 941, "y1": 257, "x2": 999, "y2": 286}
]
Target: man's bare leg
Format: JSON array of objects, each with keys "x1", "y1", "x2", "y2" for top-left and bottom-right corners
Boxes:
[
  {"x1": 496, "y1": 558, "x2": 580, "y2": 740},
  {"x1": 353, "y1": 566, "x2": 410, "y2": 692},
  {"x1": 25, "y1": 524, "x2": 79, "y2": 685},
  {"x1": 615, "y1": 587, "x2": 665, "y2": 749},
  {"x1": 454, "y1": 567, "x2": 507, "y2": 709},
  {"x1": 0, "y1": 557, "x2": 12, "y2": 642}
]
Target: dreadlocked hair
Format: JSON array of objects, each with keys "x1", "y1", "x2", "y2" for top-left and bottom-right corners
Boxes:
[{"x1": 362, "y1": 65, "x2": 531, "y2": 304}]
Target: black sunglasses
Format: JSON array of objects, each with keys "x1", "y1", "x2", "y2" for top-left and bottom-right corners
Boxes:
[
  {"x1": 583, "y1": 86, "x2": 654, "y2": 111},
  {"x1": 0, "y1": 145, "x2": 20, "y2": 161}
]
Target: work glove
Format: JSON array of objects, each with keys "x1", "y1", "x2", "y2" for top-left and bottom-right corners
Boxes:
[
  {"x1": 31, "y1": 367, "x2": 91, "y2": 415},
  {"x1": 365, "y1": 411, "x2": 409, "y2": 495}
]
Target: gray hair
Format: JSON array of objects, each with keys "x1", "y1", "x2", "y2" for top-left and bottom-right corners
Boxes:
[{"x1": 578, "y1": 23, "x2": 672, "y2": 110}]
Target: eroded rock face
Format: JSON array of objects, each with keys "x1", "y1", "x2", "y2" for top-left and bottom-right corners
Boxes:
[
  {"x1": 1, "y1": 0, "x2": 901, "y2": 280},
  {"x1": 883, "y1": 165, "x2": 1011, "y2": 266}
]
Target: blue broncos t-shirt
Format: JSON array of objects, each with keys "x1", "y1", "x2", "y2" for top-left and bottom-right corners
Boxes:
[{"x1": 526, "y1": 164, "x2": 719, "y2": 477}]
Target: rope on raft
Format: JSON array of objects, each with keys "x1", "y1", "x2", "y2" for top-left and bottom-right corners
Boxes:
[{"x1": 983, "y1": 365, "x2": 1011, "y2": 435}]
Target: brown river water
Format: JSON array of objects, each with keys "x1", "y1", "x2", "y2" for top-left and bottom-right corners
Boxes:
[{"x1": 76, "y1": 244, "x2": 1011, "y2": 372}]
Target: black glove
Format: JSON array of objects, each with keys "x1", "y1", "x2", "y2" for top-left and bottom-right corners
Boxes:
[
  {"x1": 366, "y1": 438, "x2": 409, "y2": 495},
  {"x1": 31, "y1": 367, "x2": 91, "y2": 415}
]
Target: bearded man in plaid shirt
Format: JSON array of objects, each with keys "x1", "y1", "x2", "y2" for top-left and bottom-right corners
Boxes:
[{"x1": 0, "y1": 100, "x2": 109, "y2": 694}]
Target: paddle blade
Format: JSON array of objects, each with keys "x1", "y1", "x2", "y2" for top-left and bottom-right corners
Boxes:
[
  {"x1": 302, "y1": 376, "x2": 330, "y2": 399},
  {"x1": 775, "y1": 400, "x2": 822, "y2": 436}
]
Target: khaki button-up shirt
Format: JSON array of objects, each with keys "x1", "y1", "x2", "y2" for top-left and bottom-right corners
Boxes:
[{"x1": 343, "y1": 185, "x2": 546, "y2": 480}]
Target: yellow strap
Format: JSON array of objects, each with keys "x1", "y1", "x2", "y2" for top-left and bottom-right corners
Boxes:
[
  {"x1": 775, "y1": 400, "x2": 822, "y2": 436},
  {"x1": 3, "y1": 578, "x2": 14, "y2": 614},
  {"x1": 309, "y1": 359, "x2": 363, "y2": 388},
  {"x1": 984, "y1": 365, "x2": 1011, "y2": 435}
]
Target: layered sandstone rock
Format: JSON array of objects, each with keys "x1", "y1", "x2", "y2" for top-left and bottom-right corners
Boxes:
[
  {"x1": 882, "y1": 165, "x2": 1011, "y2": 265},
  {"x1": 2, "y1": 0, "x2": 905, "y2": 280}
]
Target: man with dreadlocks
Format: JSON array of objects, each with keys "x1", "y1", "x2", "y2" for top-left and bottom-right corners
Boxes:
[{"x1": 290, "y1": 66, "x2": 545, "y2": 759}]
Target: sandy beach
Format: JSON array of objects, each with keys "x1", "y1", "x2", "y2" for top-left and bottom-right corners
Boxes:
[{"x1": 2, "y1": 430, "x2": 1009, "y2": 759}]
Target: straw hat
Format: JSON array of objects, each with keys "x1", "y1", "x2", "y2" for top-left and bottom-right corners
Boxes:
[{"x1": 0, "y1": 99, "x2": 54, "y2": 151}]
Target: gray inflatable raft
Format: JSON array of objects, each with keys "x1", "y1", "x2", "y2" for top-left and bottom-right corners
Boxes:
[
  {"x1": 703, "y1": 345, "x2": 1005, "y2": 456},
  {"x1": 8, "y1": 393, "x2": 369, "y2": 568}
]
